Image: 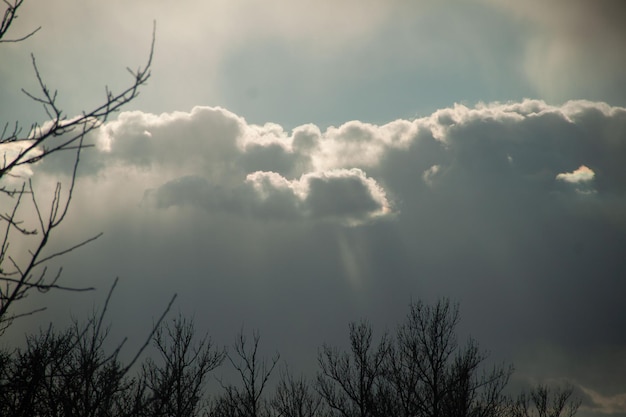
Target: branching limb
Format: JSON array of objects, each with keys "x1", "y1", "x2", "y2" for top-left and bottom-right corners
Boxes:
[
  {"x1": 0, "y1": 0, "x2": 40, "y2": 43},
  {"x1": 0, "y1": 21, "x2": 156, "y2": 331}
]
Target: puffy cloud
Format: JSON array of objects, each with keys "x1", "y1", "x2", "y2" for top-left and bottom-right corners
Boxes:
[
  {"x1": 410, "y1": 100, "x2": 626, "y2": 200},
  {"x1": 555, "y1": 165, "x2": 597, "y2": 195},
  {"x1": 32, "y1": 99, "x2": 626, "y2": 227},
  {"x1": 142, "y1": 168, "x2": 391, "y2": 226},
  {"x1": 312, "y1": 119, "x2": 417, "y2": 171},
  {"x1": 244, "y1": 168, "x2": 393, "y2": 225},
  {"x1": 30, "y1": 100, "x2": 626, "y2": 225},
  {"x1": 299, "y1": 169, "x2": 391, "y2": 224},
  {"x1": 99, "y1": 107, "x2": 244, "y2": 176},
  {"x1": 74, "y1": 106, "x2": 398, "y2": 225},
  {"x1": 556, "y1": 165, "x2": 595, "y2": 184},
  {"x1": 0, "y1": 142, "x2": 38, "y2": 181}
]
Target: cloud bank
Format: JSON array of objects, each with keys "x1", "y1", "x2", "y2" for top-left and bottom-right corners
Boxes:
[
  {"x1": 17, "y1": 99, "x2": 626, "y2": 417},
  {"x1": 53, "y1": 99, "x2": 625, "y2": 227}
]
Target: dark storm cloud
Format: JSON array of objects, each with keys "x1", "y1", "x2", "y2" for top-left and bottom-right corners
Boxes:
[
  {"x1": 37, "y1": 105, "x2": 398, "y2": 225},
  {"x1": 143, "y1": 168, "x2": 390, "y2": 225},
  {"x1": 19, "y1": 99, "x2": 626, "y2": 417},
  {"x1": 301, "y1": 169, "x2": 389, "y2": 221},
  {"x1": 417, "y1": 100, "x2": 626, "y2": 196}
]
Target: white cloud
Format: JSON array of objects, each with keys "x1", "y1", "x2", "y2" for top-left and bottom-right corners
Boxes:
[
  {"x1": 75, "y1": 105, "x2": 401, "y2": 225},
  {"x1": 556, "y1": 165, "x2": 595, "y2": 184},
  {"x1": 0, "y1": 142, "x2": 38, "y2": 181},
  {"x1": 312, "y1": 119, "x2": 417, "y2": 171},
  {"x1": 31, "y1": 99, "x2": 626, "y2": 229},
  {"x1": 245, "y1": 168, "x2": 391, "y2": 225},
  {"x1": 555, "y1": 165, "x2": 598, "y2": 195}
]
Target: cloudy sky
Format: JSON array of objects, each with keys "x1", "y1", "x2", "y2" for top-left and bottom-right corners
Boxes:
[{"x1": 2, "y1": 1, "x2": 626, "y2": 415}]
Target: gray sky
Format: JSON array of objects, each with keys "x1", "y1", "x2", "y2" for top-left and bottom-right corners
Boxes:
[{"x1": 2, "y1": 1, "x2": 626, "y2": 416}]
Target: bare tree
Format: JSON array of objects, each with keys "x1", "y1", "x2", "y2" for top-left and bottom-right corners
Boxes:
[
  {"x1": 316, "y1": 320, "x2": 390, "y2": 417},
  {"x1": 508, "y1": 383, "x2": 582, "y2": 417},
  {"x1": 384, "y1": 299, "x2": 459, "y2": 417},
  {"x1": 0, "y1": 278, "x2": 176, "y2": 417},
  {"x1": 141, "y1": 314, "x2": 225, "y2": 417},
  {"x1": 383, "y1": 298, "x2": 511, "y2": 417},
  {"x1": 0, "y1": 0, "x2": 154, "y2": 332},
  {"x1": 0, "y1": 324, "x2": 74, "y2": 417},
  {"x1": 212, "y1": 329, "x2": 280, "y2": 417},
  {"x1": 441, "y1": 339, "x2": 511, "y2": 417},
  {"x1": 271, "y1": 366, "x2": 325, "y2": 417}
]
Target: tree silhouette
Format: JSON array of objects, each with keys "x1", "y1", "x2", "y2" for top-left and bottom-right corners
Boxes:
[
  {"x1": 141, "y1": 314, "x2": 225, "y2": 417},
  {"x1": 509, "y1": 383, "x2": 582, "y2": 417},
  {"x1": 0, "y1": 279, "x2": 175, "y2": 417},
  {"x1": 384, "y1": 298, "x2": 512, "y2": 417},
  {"x1": 271, "y1": 366, "x2": 325, "y2": 417},
  {"x1": 212, "y1": 328, "x2": 280, "y2": 417},
  {"x1": 316, "y1": 320, "x2": 390, "y2": 417}
]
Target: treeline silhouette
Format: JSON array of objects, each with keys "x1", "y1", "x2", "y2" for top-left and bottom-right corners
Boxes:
[{"x1": 0, "y1": 290, "x2": 581, "y2": 417}]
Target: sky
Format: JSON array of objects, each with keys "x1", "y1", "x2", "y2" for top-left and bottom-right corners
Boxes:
[{"x1": 1, "y1": 1, "x2": 626, "y2": 416}]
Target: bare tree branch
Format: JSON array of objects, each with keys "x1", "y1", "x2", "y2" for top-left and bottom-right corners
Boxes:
[
  {"x1": 0, "y1": 17, "x2": 156, "y2": 330},
  {"x1": 214, "y1": 328, "x2": 280, "y2": 417},
  {"x1": 0, "y1": 0, "x2": 40, "y2": 43}
]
